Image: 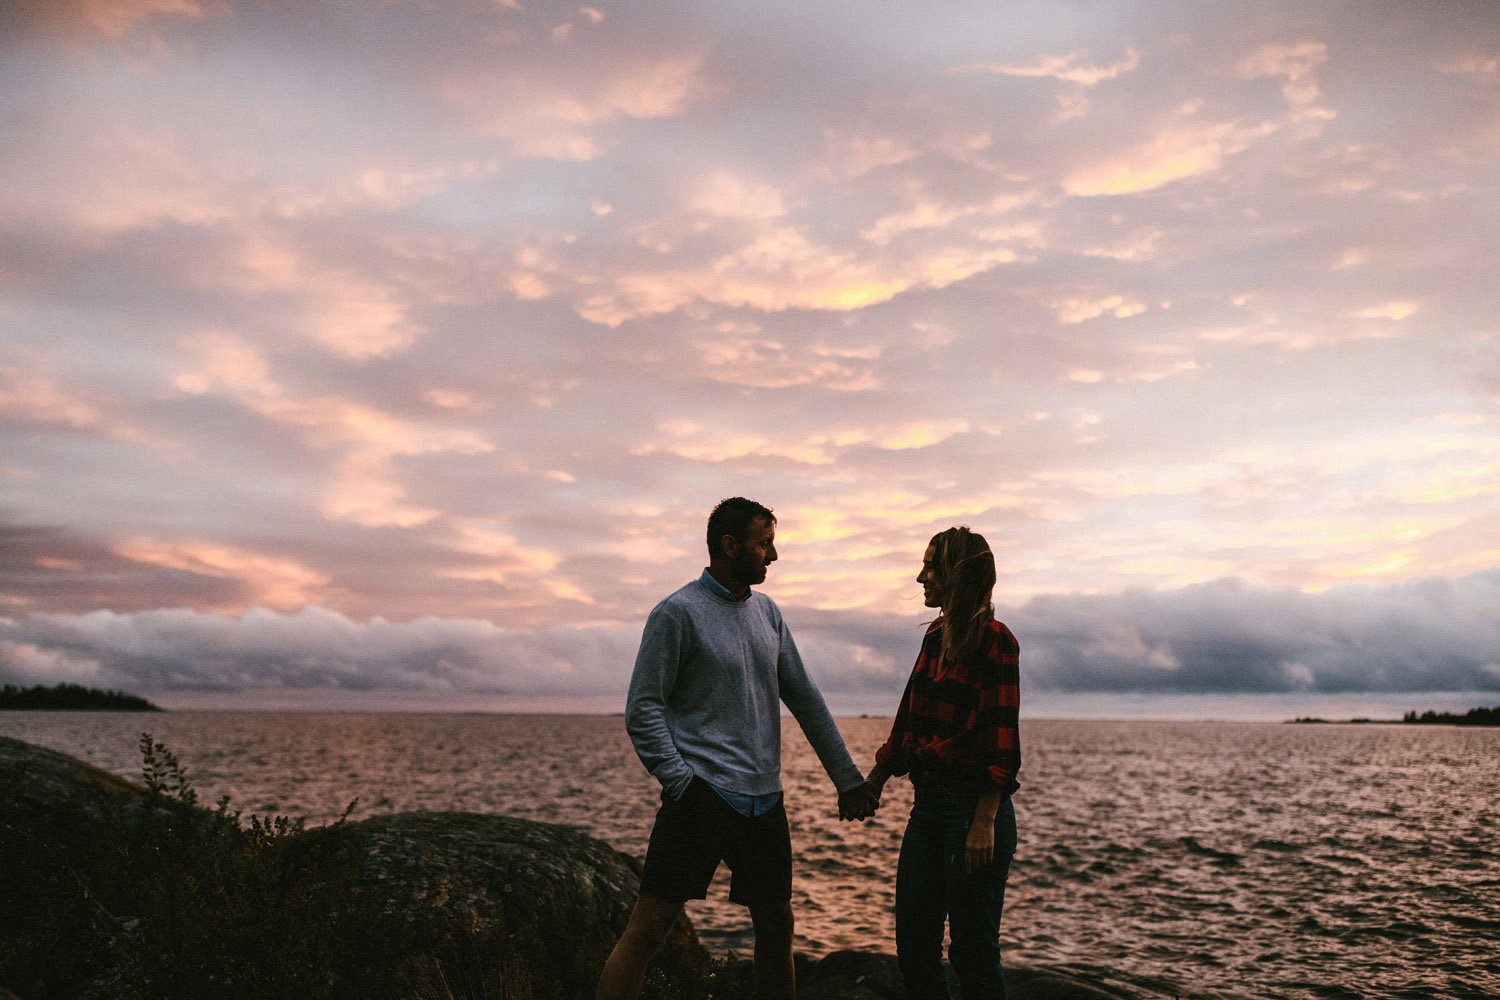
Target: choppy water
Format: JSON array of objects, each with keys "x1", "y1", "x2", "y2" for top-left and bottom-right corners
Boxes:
[{"x1": 3, "y1": 712, "x2": 1496, "y2": 1000}]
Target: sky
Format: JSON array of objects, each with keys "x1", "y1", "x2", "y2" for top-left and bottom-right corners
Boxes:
[{"x1": 2, "y1": 0, "x2": 1498, "y2": 719}]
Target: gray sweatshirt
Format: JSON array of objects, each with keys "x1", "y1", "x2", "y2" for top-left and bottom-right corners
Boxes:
[{"x1": 625, "y1": 576, "x2": 864, "y2": 800}]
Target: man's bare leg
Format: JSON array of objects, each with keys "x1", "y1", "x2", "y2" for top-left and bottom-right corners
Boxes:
[
  {"x1": 748, "y1": 899, "x2": 796, "y2": 1000},
  {"x1": 595, "y1": 895, "x2": 684, "y2": 1000}
]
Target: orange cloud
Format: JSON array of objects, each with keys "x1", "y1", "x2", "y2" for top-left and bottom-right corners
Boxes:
[
  {"x1": 7, "y1": 0, "x2": 218, "y2": 43},
  {"x1": 226, "y1": 237, "x2": 420, "y2": 360},
  {"x1": 443, "y1": 54, "x2": 710, "y2": 162},
  {"x1": 819, "y1": 131, "x2": 920, "y2": 179},
  {"x1": 576, "y1": 234, "x2": 1017, "y2": 325},
  {"x1": 956, "y1": 47, "x2": 1141, "y2": 87},
  {"x1": 543, "y1": 55, "x2": 706, "y2": 124},
  {"x1": 1236, "y1": 42, "x2": 1335, "y2": 122},
  {"x1": 173, "y1": 332, "x2": 493, "y2": 528},
  {"x1": 695, "y1": 336, "x2": 882, "y2": 391},
  {"x1": 116, "y1": 537, "x2": 330, "y2": 610},
  {"x1": 0, "y1": 369, "x2": 101, "y2": 428},
  {"x1": 1064, "y1": 119, "x2": 1273, "y2": 196},
  {"x1": 689, "y1": 172, "x2": 788, "y2": 220},
  {"x1": 1351, "y1": 301, "x2": 1420, "y2": 321},
  {"x1": 1052, "y1": 293, "x2": 1148, "y2": 324}
]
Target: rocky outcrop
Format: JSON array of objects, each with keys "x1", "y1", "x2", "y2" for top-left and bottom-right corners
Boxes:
[
  {"x1": 353, "y1": 810, "x2": 702, "y2": 993},
  {"x1": 0, "y1": 735, "x2": 146, "y2": 821},
  {"x1": 796, "y1": 950, "x2": 907, "y2": 998},
  {"x1": 0, "y1": 736, "x2": 1160, "y2": 999}
]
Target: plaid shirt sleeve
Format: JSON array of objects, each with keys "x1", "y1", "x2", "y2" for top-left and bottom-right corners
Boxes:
[
  {"x1": 874, "y1": 669, "x2": 917, "y2": 776},
  {"x1": 970, "y1": 621, "x2": 1021, "y2": 792}
]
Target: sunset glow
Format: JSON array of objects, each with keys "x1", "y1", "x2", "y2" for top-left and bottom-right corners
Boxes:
[{"x1": 2, "y1": 1, "x2": 1498, "y2": 712}]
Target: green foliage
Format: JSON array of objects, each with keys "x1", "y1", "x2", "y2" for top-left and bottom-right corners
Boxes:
[
  {"x1": 0, "y1": 733, "x2": 395, "y2": 1000},
  {"x1": 109, "y1": 734, "x2": 389, "y2": 999},
  {"x1": 640, "y1": 950, "x2": 756, "y2": 1000},
  {"x1": 139, "y1": 733, "x2": 199, "y2": 807}
]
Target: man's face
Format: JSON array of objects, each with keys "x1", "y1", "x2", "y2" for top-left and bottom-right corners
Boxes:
[{"x1": 729, "y1": 516, "x2": 778, "y2": 587}]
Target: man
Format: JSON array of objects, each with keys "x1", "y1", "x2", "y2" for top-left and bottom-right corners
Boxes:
[{"x1": 596, "y1": 497, "x2": 879, "y2": 1000}]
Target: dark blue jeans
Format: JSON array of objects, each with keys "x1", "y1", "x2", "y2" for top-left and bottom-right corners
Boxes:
[{"x1": 895, "y1": 785, "x2": 1017, "y2": 1000}]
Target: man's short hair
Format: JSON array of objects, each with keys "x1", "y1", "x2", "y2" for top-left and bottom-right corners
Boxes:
[{"x1": 706, "y1": 497, "x2": 775, "y2": 558}]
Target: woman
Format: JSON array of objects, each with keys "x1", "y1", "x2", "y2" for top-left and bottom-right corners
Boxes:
[{"x1": 865, "y1": 526, "x2": 1021, "y2": 1000}]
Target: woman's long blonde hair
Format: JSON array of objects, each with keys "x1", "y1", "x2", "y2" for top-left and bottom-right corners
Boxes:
[{"x1": 928, "y1": 526, "x2": 996, "y2": 662}]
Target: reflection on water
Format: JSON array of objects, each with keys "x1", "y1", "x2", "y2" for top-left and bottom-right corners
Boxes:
[{"x1": 3, "y1": 712, "x2": 1496, "y2": 1000}]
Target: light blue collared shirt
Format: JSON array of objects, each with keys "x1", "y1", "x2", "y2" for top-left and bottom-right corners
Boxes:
[{"x1": 697, "y1": 567, "x2": 747, "y2": 602}]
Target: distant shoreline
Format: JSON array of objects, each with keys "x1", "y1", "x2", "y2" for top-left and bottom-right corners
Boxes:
[
  {"x1": 2, "y1": 684, "x2": 1493, "y2": 727},
  {"x1": 1289, "y1": 705, "x2": 1498, "y2": 727},
  {"x1": 0, "y1": 683, "x2": 163, "y2": 712}
]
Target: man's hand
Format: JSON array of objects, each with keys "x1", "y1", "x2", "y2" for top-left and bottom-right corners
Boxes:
[{"x1": 838, "y1": 783, "x2": 880, "y2": 822}]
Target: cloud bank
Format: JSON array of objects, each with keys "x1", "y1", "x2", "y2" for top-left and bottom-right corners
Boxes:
[{"x1": 4, "y1": 571, "x2": 1495, "y2": 705}]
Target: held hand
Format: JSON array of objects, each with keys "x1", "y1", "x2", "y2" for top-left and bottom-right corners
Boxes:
[
  {"x1": 964, "y1": 820, "x2": 995, "y2": 872},
  {"x1": 838, "y1": 784, "x2": 879, "y2": 822}
]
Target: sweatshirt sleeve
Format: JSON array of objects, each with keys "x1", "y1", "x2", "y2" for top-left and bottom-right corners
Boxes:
[
  {"x1": 624, "y1": 602, "x2": 696, "y2": 798},
  {"x1": 772, "y1": 607, "x2": 865, "y2": 794}
]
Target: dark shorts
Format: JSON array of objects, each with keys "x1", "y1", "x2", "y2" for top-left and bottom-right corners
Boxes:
[{"x1": 639, "y1": 776, "x2": 792, "y2": 908}]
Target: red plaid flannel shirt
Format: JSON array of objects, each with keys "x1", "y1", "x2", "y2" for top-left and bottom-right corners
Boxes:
[{"x1": 875, "y1": 617, "x2": 1020, "y2": 795}]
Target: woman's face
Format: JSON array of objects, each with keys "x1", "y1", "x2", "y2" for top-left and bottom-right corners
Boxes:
[{"x1": 917, "y1": 543, "x2": 942, "y2": 608}]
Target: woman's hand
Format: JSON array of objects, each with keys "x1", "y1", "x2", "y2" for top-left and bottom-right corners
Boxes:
[
  {"x1": 838, "y1": 783, "x2": 879, "y2": 821},
  {"x1": 964, "y1": 819, "x2": 995, "y2": 872},
  {"x1": 965, "y1": 789, "x2": 1004, "y2": 872}
]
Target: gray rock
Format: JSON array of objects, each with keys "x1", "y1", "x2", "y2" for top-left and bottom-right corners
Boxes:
[
  {"x1": 797, "y1": 949, "x2": 907, "y2": 999},
  {"x1": 1009, "y1": 966, "x2": 1143, "y2": 999},
  {"x1": 351, "y1": 810, "x2": 702, "y2": 991},
  {"x1": 0, "y1": 735, "x2": 145, "y2": 821}
]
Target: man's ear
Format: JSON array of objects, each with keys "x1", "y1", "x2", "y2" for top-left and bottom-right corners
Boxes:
[{"x1": 718, "y1": 533, "x2": 738, "y2": 558}]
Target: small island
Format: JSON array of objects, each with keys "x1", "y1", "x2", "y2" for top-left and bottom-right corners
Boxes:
[
  {"x1": 1290, "y1": 705, "x2": 1498, "y2": 726},
  {"x1": 1400, "y1": 706, "x2": 1499, "y2": 726},
  {"x1": 0, "y1": 682, "x2": 162, "y2": 712}
]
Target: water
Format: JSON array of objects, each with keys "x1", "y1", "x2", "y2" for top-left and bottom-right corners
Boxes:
[{"x1": 3, "y1": 713, "x2": 1496, "y2": 1000}]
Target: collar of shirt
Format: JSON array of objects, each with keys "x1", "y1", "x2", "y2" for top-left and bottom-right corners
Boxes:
[{"x1": 698, "y1": 567, "x2": 750, "y2": 602}]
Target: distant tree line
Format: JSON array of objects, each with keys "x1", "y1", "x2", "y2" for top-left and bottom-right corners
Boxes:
[
  {"x1": 1401, "y1": 706, "x2": 1499, "y2": 726},
  {"x1": 0, "y1": 683, "x2": 162, "y2": 712}
]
